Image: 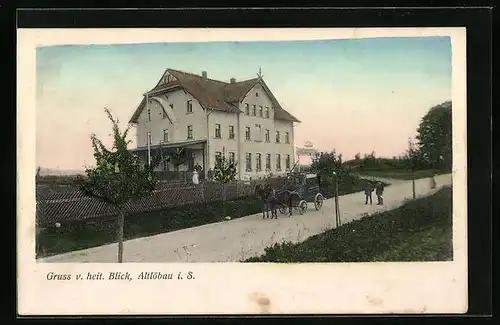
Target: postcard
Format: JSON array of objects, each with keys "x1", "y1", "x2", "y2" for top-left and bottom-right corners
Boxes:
[{"x1": 18, "y1": 27, "x2": 467, "y2": 315}]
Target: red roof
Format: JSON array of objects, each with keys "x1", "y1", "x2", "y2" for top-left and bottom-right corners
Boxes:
[{"x1": 129, "y1": 68, "x2": 300, "y2": 124}]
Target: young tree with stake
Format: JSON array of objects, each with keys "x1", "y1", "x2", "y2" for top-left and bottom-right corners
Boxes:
[
  {"x1": 79, "y1": 108, "x2": 161, "y2": 263},
  {"x1": 405, "y1": 137, "x2": 420, "y2": 199},
  {"x1": 212, "y1": 149, "x2": 238, "y2": 221}
]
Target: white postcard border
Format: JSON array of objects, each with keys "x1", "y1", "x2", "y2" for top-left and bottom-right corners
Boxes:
[{"x1": 17, "y1": 27, "x2": 468, "y2": 315}]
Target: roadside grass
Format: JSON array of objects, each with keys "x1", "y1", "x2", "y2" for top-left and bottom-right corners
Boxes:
[
  {"x1": 244, "y1": 186, "x2": 453, "y2": 263},
  {"x1": 354, "y1": 169, "x2": 442, "y2": 181},
  {"x1": 37, "y1": 175, "x2": 382, "y2": 258}
]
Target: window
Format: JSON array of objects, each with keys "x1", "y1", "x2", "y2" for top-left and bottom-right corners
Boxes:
[
  {"x1": 229, "y1": 152, "x2": 235, "y2": 165},
  {"x1": 256, "y1": 153, "x2": 262, "y2": 171},
  {"x1": 215, "y1": 151, "x2": 222, "y2": 164},
  {"x1": 229, "y1": 125, "x2": 235, "y2": 139},
  {"x1": 276, "y1": 131, "x2": 281, "y2": 143},
  {"x1": 286, "y1": 155, "x2": 291, "y2": 170},
  {"x1": 245, "y1": 153, "x2": 252, "y2": 171},
  {"x1": 252, "y1": 105, "x2": 256, "y2": 116},
  {"x1": 162, "y1": 106, "x2": 167, "y2": 119},
  {"x1": 187, "y1": 100, "x2": 193, "y2": 113},
  {"x1": 147, "y1": 106, "x2": 151, "y2": 121},
  {"x1": 276, "y1": 154, "x2": 281, "y2": 170},
  {"x1": 215, "y1": 124, "x2": 221, "y2": 138},
  {"x1": 245, "y1": 127, "x2": 251, "y2": 141},
  {"x1": 187, "y1": 125, "x2": 193, "y2": 139},
  {"x1": 259, "y1": 106, "x2": 263, "y2": 117},
  {"x1": 265, "y1": 107, "x2": 270, "y2": 118},
  {"x1": 265, "y1": 154, "x2": 271, "y2": 170},
  {"x1": 285, "y1": 132, "x2": 290, "y2": 144},
  {"x1": 245, "y1": 103, "x2": 250, "y2": 115},
  {"x1": 147, "y1": 131, "x2": 152, "y2": 145},
  {"x1": 256, "y1": 92, "x2": 259, "y2": 97},
  {"x1": 255, "y1": 124, "x2": 262, "y2": 141},
  {"x1": 163, "y1": 129, "x2": 169, "y2": 142},
  {"x1": 265, "y1": 129, "x2": 270, "y2": 142}
]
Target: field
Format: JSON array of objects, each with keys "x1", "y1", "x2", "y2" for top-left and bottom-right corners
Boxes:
[
  {"x1": 245, "y1": 186, "x2": 453, "y2": 262},
  {"x1": 354, "y1": 168, "x2": 442, "y2": 180}
]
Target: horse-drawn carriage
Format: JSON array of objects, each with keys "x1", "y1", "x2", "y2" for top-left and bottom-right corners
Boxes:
[
  {"x1": 256, "y1": 161, "x2": 325, "y2": 218},
  {"x1": 274, "y1": 172, "x2": 325, "y2": 216}
]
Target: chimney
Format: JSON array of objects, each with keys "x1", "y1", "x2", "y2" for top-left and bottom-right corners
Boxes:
[
  {"x1": 202, "y1": 71, "x2": 207, "y2": 79},
  {"x1": 230, "y1": 78, "x2": 236, "y2": 84}
]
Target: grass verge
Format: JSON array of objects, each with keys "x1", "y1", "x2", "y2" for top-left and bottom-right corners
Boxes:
[{"x1": 244, "y1": 186, "x2": 453, "y2": 262}]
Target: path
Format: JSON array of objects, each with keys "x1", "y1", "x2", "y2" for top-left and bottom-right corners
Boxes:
[{"x1": 39, "y1": 174, "x2": 452, "y2": 263}]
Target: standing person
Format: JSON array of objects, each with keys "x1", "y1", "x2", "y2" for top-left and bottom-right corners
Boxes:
[
  {"x1": 375, "y1": 181, "x2": 385, "y2": 205},
  {"x1": 192, "y1": 169, "x2": 199, "y2": 185},
  {"x1": 364, "y1": 180, "x2": 374, "y2": 205}
]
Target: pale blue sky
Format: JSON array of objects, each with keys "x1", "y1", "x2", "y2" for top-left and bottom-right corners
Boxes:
[{"x1": 36, "y1": 37, "x2": 452, "y2": 170}]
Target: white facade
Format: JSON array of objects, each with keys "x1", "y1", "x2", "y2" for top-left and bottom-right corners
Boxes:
[
  {"x1": 236, "y1": 83, "x2": 295, "y2": 180},
  {"x1": 135, "y1": 89, "x2": 207, "y2": 172},
  {"x1": 132, "y1": 73, "x2": 297, "y2": 180},
  {"x1": 136, "y1": 90, "x2": 206, "y2": 147}
]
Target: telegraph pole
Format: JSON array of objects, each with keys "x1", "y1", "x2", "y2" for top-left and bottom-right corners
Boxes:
[
  {"x1": 146, "y1": 90, "x2": 151, "y2": 166},
  {"x1": 333, "y1": 171, "x2": 341, "y2": 227}
]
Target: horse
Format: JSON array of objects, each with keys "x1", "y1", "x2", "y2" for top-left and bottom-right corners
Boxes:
[
  {"x1": 255, "y1": 183, "x2": 278, "y2": 219},
  {"x1": 264, "y1": 183, "x2": 278, "y2": 219}
]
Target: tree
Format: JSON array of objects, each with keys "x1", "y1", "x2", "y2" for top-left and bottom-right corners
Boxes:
[
  {"x1": 361, "y1": 150, "x2": 377, "y2": 168},
  {"x1": 212, "y1": 151, "x2": 238, "y2": 220},
  {"x1": 311, "y1": 151, "x2": 342, "y2": 175},
  {"x1": 415, "y1": 101, "x2": 452, "y2": 171},
  {"x1": 170, "y1": 148, "x2": 187, "y2": 172},
  {"x1": 311, "y1": 151, "x2": 345, "y2": 225},
  {"x1": 310, "y1": 150, "x2": 353, "y2": 189},
  {"x1": 354, "y1": 153, "x2": 361, "y2": 160},
  {"x1": 78, "y1": 108, "x2": 160, "y2": 263}
]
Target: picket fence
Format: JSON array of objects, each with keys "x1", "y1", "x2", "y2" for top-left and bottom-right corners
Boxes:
[{"x1": 36, "y1": 178, "x2": 286, "y2": 226}]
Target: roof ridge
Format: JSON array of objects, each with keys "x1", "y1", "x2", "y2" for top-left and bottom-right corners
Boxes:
[
  {"x1": 167, "y1": 68, "x2": 259, "y2": 86},
  {"x1": 224, "y1": 77, "x2": 260, "y2": 85},
  {"x1": 167, "y1": 68, "x2": 228, "y2": 85}
]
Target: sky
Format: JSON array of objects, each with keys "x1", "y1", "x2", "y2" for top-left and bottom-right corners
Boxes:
[{"x1": 36, "y1": 37, "x2": 452, "y2": 170}]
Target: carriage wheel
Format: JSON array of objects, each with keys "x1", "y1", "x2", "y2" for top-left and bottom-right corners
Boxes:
[
  {"x1": 298, "y1": 200, "x2": 308, "y2": 215},
  {"x1": 314, "y1": 193, "x2": 324, "y2": 210}
]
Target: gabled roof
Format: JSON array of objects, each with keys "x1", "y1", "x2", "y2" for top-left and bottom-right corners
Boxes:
[{"x1": 129, "y1": 68, "x2": 301, "y2": 124}]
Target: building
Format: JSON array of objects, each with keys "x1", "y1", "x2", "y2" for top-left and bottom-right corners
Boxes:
[{"x1": 128, "y1": 68, "x2": 300, "y2": 180}]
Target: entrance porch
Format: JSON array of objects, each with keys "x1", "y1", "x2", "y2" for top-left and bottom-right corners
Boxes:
[{"x1": 130, "y1": 139, "x2": 207, "y2": 180}]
